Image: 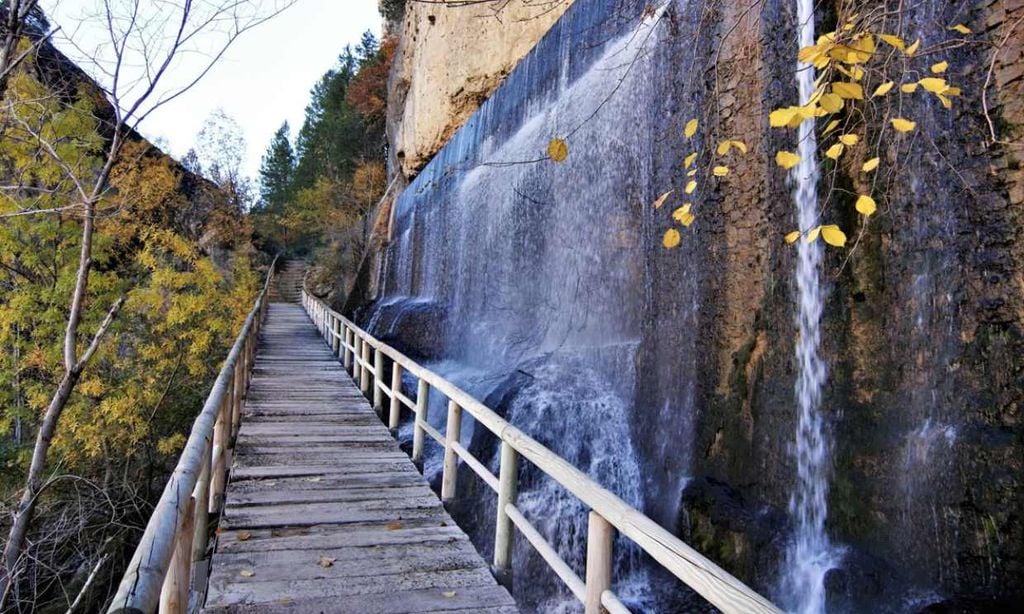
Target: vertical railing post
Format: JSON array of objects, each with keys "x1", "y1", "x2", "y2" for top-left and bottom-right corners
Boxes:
[
  {"x1": 333, "y1": 318, "x2": 342, "y2": 357},
  {"x1": 343, "y1": 327, "x2": 353, "y2": 373},
  {"x1": 441, "y1": 399, "x2": 462, "y2": 502},
  {"x1": 389, "y1": 362, "x2": 403, "y2": 432},
  {"x1": 209, "y1": 394, "x2": 229, "y2": 513},
  {"x1": 360, "y1": 338, "x2": 372, "y2": 395},
  {"x1": 493, "y1": 440, "x2": 519, "y2": 588},
  {"x1": 412, "y1": 379, "x2": 428, "y2": 465},
  {"x1": 192, "y1": 441, "x2": 211, "y2": 563},
  {"x1": 373, "y1": 347, "x2": 384, "y2": 412},
  {"x1": 584, "y1": 512, "x2": 614, "y2": 614},
  {"x1": 158, "y1": 495, "x2": 195, "y2": 613},
  {"x1": 352, "y1": 335, "x2": 362, "y2": 382},
  {"x1": 230, "y1": 363, "x2": 242, "y2": 438}
]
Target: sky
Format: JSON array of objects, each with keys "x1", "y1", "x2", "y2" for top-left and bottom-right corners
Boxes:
[{"x1": 39, "y1": 0, "x2": 382, "y2": 179}]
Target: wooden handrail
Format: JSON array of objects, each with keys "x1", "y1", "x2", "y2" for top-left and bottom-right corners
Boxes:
[
  {"x1": 301, "y1": 288, "x2": 781, "y2": 614},
  {"x1": 107, "y1": 256, "x2": 279, "y2": 614}
]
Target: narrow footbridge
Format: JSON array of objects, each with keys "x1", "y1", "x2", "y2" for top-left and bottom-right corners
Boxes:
[{"x1": 107, "y1": 261, "x2": 780, "y2": 614}]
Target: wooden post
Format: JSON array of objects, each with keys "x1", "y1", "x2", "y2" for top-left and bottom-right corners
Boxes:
[
  {"x1": 412, "y1": 379, "x2": 428, "y2": 464},
  {"x1": 333, "y1": 318, "x2": 342, "y2": 357},
  {"x1": 343, "y1": 328, "x2": 353, "y2": 372},
  {"x1": 191, "y1": 441, "x2": 211, "y2": 563},
  {"x1": 373, "y1": 348, "x2": 384, "y2": 412},
  {"x1": 584, "y1": 512, "x2": 614, "y2": 614},
  {"x1": 352, "y1": 335, "x2": 361, "y2": 382},
  {"x1": 360, "y1": 339, "x2": 372, "y2": 395},
  {"x1": 389, "y1": 362, "x2": 403, "y2": 432},
  {"x1": 493, "y1": 441, "x2": 518, "y2": 588},
  {"x1": 209, "y1": 396, "x2": 229, "y2": 513},
  {"x1": 158, "y1": 495, "x2": 195, "y2": 613},
  {"x1": 230, "y1": 364, "x2": 241, "y2": 438},
  {"x1": 441, "y1": 399, "x2": 462, "y2": 502}
]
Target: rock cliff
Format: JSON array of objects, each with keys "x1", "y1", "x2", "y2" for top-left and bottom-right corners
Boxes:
[{"x1": 386, "y1": 0, "x2": 575, "y2": 178}]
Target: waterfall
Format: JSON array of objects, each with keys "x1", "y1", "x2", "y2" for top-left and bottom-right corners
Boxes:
[{"x1": 780, "y1": 0, "x2": 842, "y2": 611}]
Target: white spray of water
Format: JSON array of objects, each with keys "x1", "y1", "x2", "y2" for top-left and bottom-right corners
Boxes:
[{"x1": 781, "y1": 1, "x2": 842, "y2": 611}]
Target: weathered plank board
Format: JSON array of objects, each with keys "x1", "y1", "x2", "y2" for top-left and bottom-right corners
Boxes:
[{"x1": 201, "y1": 303, "x2": 517, "y2": 613}]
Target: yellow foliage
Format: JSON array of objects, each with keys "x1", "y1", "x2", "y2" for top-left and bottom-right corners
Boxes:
[
  {"x1": 891, "y1": 118, "x2": 917, "y2": 132},
  {"x1": 855, "y1": 194, "x2": 877, "y2": 216},
  {"x1": 776, "y1": 151, "x2": 801, "y2": 169},
  {"x1": 652, "y1": 190, "x2": 673, "y2": 209},
  {"x1": 820, "y1": 225, "x2": 847, "y2": 247},
  {"x1": 662, "y1": 228, "x2": 681, "y2": 248},
  {"x1": 684, "y1": 118, "x2": 698, "y2": 138},
  {"x1": 547, "y1": 138, "x2": 569, "y2": 162}
]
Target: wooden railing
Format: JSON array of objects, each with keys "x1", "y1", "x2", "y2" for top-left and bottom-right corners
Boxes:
[
  {"x1": 107, "y1": 256, "x2": 278, "y2": 614},
  {"x1": 301, "y1": 289, "x2": 781, "y2": 614}
]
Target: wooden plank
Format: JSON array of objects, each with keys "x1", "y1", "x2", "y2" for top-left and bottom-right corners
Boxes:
[{"x1": 200, "y1": 303, "x2": 516, "y2": 613}]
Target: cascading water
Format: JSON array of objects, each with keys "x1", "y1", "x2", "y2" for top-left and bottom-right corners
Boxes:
[{"x1": 780, "y1": 1, "x2": 842, "y2": 612}]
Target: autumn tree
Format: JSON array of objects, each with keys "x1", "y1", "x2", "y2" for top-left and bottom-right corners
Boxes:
[{"x1": 0, "y1": 1, "x2": 293, "y2": 603}]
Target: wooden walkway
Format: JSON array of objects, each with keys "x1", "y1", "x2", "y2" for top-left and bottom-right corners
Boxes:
[{"x1": 202, "y1": 303, "x2": 518, "y2": 613}]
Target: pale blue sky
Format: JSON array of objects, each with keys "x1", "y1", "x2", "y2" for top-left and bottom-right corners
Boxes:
[{"x1": 40, "y1": 0, "x2": 382, "y2": 178}]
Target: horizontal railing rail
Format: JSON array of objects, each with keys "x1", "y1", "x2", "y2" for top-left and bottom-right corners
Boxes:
[
  {"x1": 107, "y1": 255, "x2": 279, "y2": 614},
  {"x1": 301, "y1": 287, "x2": 781, "y2": 614}
]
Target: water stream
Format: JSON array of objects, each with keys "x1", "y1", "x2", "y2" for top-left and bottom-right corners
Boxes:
[{"x1": 779, "y1": 1, "x2": 842, "y2": 611}]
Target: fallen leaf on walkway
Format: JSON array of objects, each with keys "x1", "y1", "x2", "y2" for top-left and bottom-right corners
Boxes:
[
  {"x1": 237, "y1": 531, "x2": 251, "y2": 541},
  {"x1": 387, "y1": 521, "x2": 403, "y2": 530},
  {"x1": 318, "y1": 556, "x2": 336, "y2": 568},
  {"x1": 442, "y1": 591, "x2": 457, "y2": 598},
  {"x1": 240, "y1": 569, "x2": 255, "y2": 577}
]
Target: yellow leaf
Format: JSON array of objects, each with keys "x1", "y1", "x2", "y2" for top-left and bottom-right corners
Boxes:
[
  {"x1": 823, "y1": 119, "x2": 841, "y2": 134},
  {"x1": 949, "y1": 24, "x2": 972, "y2": 35},
  {"x1": 684, "y1": 118, "x2": 698, "y2": 138},
  {"x1": 547, "y1": 138, "x2": 569, "y2": 162},
  {"x1": 832, "y1": 82, "x2": 864, "y2": 100},
  {"x1": 937, "y1": 94, "x2": 953, "y2": 109},
  {"x1": 713, "y1": 165, "x2": 730, "y2": 177},
  {"x1": 687, "y1": 168, "x2": 697, "y2": 177},
  {"x1": 685, "y1": 180, "x2": 697, "y2": 194},
  {"x1": 717, "y1": 139, "x2": 748, "y2": 155},
  {"x1": 838, "y1": 133, "x2": 859, "y2": 146},
  {"x1": 806, "y1": 226, "x2": 821, "y2": 243},
  {"x1": 931, "y1": 61, "x2": 949, "y2": 74},
  {"x1": 821, "y1": 224, "x2": 847, "y2": 247},
  {"x1": 819, "y1": 93, "x2": 844, "y2": 113},
  {"x1": 769, "y1": 107, "x2": 798, "y2": 128},
  {"x1": 785, "y1": 230, "x2": 801, "y2": 244},
  {"x1": 672, "y1": 203, "x2": 692, "y2": 222},
  {"x1": 891, "y1": 118, "x2": 916, "y2": 132},
  {"x1": 855, "y1": 194, "x2": 877, "y2": 216},
  {"x1": 319, "y1": 556, "x2": 337, "y2": 568},
  {"x1": 652, "y1": 190, "x2": 673, "y2": 209},
  {"x1": 901, "y1": 82, "x2": 919, "y2": 93},
  {"x1": 945, "y1": 86, "x2": 962, "y2": 97},
  {"x1": 905, "y1": 39, "x2": 920, "y2": 56},
  {"x1": 824, "y1": 143, "x2": 845, "y2": 160},
  {"x1": 684, "y1": 152, "x2": 698, "y2": 168},
  {"x1": 879, "y1": 34, "x2": 906, "y2": 50},
  {"x1": 862, "y1": 157, "x2": 880, "y2": 172},
  {"x1": 872, "y1": 81, "x2": 894, "y2": 97},
  {"x1": 776, "y1": 150, "x2": 801, "y2": 169},
  {"x1": 663, "y1": 228, "x2": 682, "y2": 249},
  {"x1": 240, "y1": 569, "x2": 255, "y2": 578},
  {"x1": 918, "y1": 77, "x2": 949, "y2": 94}
]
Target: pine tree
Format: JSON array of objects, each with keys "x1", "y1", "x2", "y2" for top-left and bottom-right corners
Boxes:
[{"x1": 257, "y1": 121, "x2": 294, "y2": 214}]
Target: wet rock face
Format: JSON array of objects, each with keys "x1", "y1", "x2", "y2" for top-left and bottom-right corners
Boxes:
[{"x1": 357, "y1": 0, "x2": 1023, "y2": 608}]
